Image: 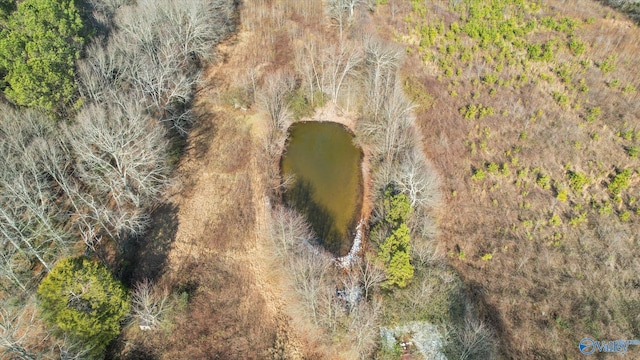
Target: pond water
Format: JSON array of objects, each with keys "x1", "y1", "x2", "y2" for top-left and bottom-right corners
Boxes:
[{"x1": 281, "y1": 121, "x2": 363, "y2": 256}]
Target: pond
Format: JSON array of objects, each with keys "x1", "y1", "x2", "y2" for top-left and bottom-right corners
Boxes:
[{"x1": 281, "y1": 121, "x2": 363, "y2": 257}]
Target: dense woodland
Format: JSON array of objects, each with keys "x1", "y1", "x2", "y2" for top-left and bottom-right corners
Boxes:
[
  {"x1": 1, "y1": 0, "x2": 640, "y2": 359},
  {"x1": 0, "y1": 0, "x2": 235, "y2": 358}
]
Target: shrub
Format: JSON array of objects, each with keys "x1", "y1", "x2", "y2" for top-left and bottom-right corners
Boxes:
[
  {"x1": 569, "y1": 38, "x2": 585, "y2": 55},
  {"x1": 500, "y1": 163, "x2": 511, "y2": 177},
  {"x1": 619, "y1": 211, "x2": 631, "y2": 222},
  {"x1": 552, "y1": 91, "x2": 569, "y2": 107},
  {"x1": 537, "y1": 174, "x2": 551, "y2": 189},
  {"x1": 619, "y1": 129, "x2": 634, "y2": 141},
  {"x1": 569, "y1": 212, "x2": 587, "y2": 226},
  {"x1": 568, "y1": 171, "x2": 589, "y2": 192},
  {"x1": 598, "y1": 55, "x2": 617, "y2": 74},
  {"x1": 382, "y1": 188, "x2": 413, "y2": 227},
  {"x1": 483, "y1": 73, "x2": 498, "y2": 86},
  {"x1": 627, "y1": 146, "x2": 639, "y2": 158},
  {"x1": 549, "y1": 214, "x2": 561, "y2": 226},
  {"x1": 472, "y1": 169, "x2": 486, "y2": 181},
  {"x1": 585, "y1": 107, "x2": 601, "y2": 122},
  {"x1": 527, "y1": 43, "x2": 542, "y2": 60},
  {"x1": 461, "y1": 104, "x2": 478, "y2": 119},
  {"x1": 579, "y1": 79, "x2": 589, "y2": 93},
  {"x1": 557, "y1": 188, "x2": 568, "y2": 202},
  {"x1": 286, "y1": 89, "x2": 325, "y2": 120},
  {"x1": 379, "y1": 224, "x2": 414, "y2": 288},
  {"x1": 598, "y1": 202, "x2": 613, "y2": 216},
  {"x1": 377, "y1": 189, "x2": 414, "y2": 289},
  {"x1": 608, "y1": 169, "x2": 632, "y2": 196}
]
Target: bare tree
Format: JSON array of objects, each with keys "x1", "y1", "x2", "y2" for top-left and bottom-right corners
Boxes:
[
  {"x1": 56, "y1": 333, "x2": 97, "y2": 360},
  {"x1": 458, "y1": 316, "x2": 495, "y2": 360},
  {"x1": 268, "y1": 206, "x2": 338, "y2": 329},
  {"x1": 327, "y1": 0, "x2": 362, "y2": 38},
  {"x1": 76, "y1": 40, "x2": 128, "y2": 104},
  {"x1": 396, "y1": 147, "x2": 441, "y2": 210},
  {"x1": 258, "y1": 70, "x2": 295, "y2": 134},
  {"x1": 347, "y1": 298, "x2": 381, "y2": 359},
  {"x1": 0, "y1": 106, "x2": 70, "y2": 273},
  {"x1": 268, "y1": 205, "x2": 315, "y2": 257},
  {"x1": 295, "y1": 37, "x2": 362, "y2": 106},
  {"x1": 150, "y1": 0, "x2": 236, "y2": 62},
  {"x1": 67, "y1": 101, "x2": 169, "y2": 242},
  {"x1": 288, "y1": 248, "x2": 334, "y2": 326},
  {"x1": 258, "y1": 70, "x2": 295, "y2": 186},
  {"x1": 356, "y1": 257, "x2": 386, "y2": 300},
  {"x1": 0, "y1": 303, "x2": 40, "y2": 360},
  {"x1": 362, "y1": 37, "x2": 403, "y2": 122},
  {"x1": 0, "y1": 249, "x2": 29, "y2": 292},
  {"x1": 131, "y1": 279, "x2": 170, "y2": 331},
  {"x1": 410, "y1": 233, "x2": 440, "y2": 268},
  {"x1": 80, "y1": 0, "x2": 236, "y2": 134},
  {"x1": 322, "y1": 42, "x2": 363, "y2": 104},
  {"x1": 357, "y1": 39, "x2": 414, "y2": 176}
]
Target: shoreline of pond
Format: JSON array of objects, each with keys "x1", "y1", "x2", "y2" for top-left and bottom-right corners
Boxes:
[{"x1": 279, "y1": 116, "x2": 372, "y2": 262}]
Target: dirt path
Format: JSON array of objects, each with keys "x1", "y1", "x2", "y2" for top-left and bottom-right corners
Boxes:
[{"x1": 148, "y1": 33, "x2": 305, "y2": 358}]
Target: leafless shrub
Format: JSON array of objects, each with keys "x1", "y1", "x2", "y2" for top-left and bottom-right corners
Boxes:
[{"x1": 131, "y1": 279, "x2": 170, "y2": 331}]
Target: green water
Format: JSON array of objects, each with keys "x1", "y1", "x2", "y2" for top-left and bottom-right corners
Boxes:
[{"x1": 281, "y1": 122, "x2": 363, "y2": 256}]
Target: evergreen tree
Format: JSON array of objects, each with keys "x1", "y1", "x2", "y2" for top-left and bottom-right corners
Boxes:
[
  {"x1": 378, "y1": 223, "x2": 414, "y2": 288},
  {"x1": 0, "y1": 0, "x2": 15, "y2": 24},
  {"x1": 377, "y1": 188, "x2": 415, "y2": 288},
  {"x1": 0, "y1": 0, "x2": 86, "y2": 113},
  {"x1": 37, "y1": 257, "x2": 129, "y2": 358}
]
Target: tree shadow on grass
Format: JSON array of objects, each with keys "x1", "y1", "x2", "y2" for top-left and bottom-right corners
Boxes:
[
  {"x1": 116, "y1": 341, "x2": 159, "y2": 360},
  {"x1": 119, "y1": 202, "x2": 179, "y2": 287},
  {"x1": 464, "y1": 280, "x2": 519, "y2": 359},
  {"x1": 187, "y1": 105, "x2": 218, "y2": 161}
]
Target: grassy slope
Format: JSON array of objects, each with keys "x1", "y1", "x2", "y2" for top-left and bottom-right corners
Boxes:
[{"x1": 375, "y1": 0, "x2": 640, "y2": 358}]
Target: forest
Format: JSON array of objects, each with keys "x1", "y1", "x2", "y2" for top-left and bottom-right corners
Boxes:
[{"x1": 1, "y1": 0, "x2": 640, "y2": 359}]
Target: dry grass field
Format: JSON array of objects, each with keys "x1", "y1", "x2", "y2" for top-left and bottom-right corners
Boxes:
[{"x1": 373, "y1": 0, "x2": 640, "y2": 358}]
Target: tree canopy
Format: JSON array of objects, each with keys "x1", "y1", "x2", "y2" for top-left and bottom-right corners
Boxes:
[
  {"x1": 37, "y1": 257, "x2": 129, "y2": 357},
  {"x1": 0, "y1": 0, "x2": 15, "y2": 23},
  {"x1": 376, "y1": 188, "x2": 414, "y2": 288},
  {"x1": 0, "y1": 0, "x2": 86, "y2": 113}
]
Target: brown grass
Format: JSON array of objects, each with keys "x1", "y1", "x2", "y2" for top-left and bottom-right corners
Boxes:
[
  {"x1": 112, "y1": 42, "x2": 306, "y2": 358},
  {"x1": 373, "y1": 0, "x2": 640, "y2": 358},
  {"x1": 112, "y1": 1, "x2": 361, "y2": 357}
]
